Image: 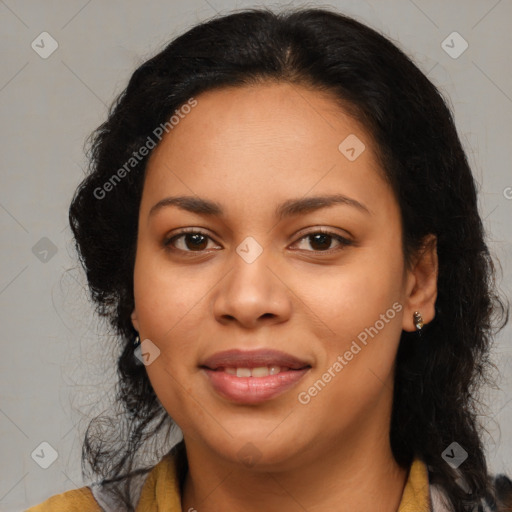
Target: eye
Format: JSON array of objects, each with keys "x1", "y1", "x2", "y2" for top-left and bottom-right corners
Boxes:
[
  {"x1": 163, "y1": 229, "x2": 220, "y2": 253},
  {"x1": 163, "y1": 228, "x2": 353, "y2": 255},
  {"x1": 292, "y1": 229, "x2": 353, "y2": 253}
]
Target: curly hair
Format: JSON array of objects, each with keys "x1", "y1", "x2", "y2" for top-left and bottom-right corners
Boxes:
[{"x1": 69, "y1": 6, "x2": 509, "y2": 511}]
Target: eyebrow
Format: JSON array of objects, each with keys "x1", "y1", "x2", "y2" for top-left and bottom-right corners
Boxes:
[{"x1": 149, "y1": 193, "x2": 371, "y2": 220}]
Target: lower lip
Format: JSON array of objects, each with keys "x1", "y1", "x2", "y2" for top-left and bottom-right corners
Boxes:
[{"x1": 202, "y1": 368, "x2": 310, "y2": 404}]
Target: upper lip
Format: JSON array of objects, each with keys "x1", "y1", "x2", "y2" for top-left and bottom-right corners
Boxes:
[{"x1": 200, "y1": 349, "x2": 311, "y2": 370}]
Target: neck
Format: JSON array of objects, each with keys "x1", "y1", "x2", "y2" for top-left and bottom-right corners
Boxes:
[{"x1": 181, "y1": 424, "x2": 408, "y2": 512}]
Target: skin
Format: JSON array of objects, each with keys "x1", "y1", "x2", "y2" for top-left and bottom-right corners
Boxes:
[{"x1": 130, "y1": 82, "x2": 438, "y2": 511}]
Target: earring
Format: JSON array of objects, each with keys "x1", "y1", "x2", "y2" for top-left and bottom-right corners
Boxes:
[
  {"x1": 413, "y1": 311, "x2": 424, "y2": 331},
  {"x1": 133, "y1": 335, "x2": 143, "y2": 365}
]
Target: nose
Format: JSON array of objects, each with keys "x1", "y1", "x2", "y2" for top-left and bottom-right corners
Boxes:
[{"x1": 212, "y1": 246, "x2": 293, "y2": 329}]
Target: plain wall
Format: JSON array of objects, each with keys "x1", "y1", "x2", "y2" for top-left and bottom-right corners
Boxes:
[{"x1": 1, "y1": 0, "x2": 511, "y2": 510}]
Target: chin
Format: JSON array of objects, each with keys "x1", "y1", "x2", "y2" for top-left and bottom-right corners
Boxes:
[{"x1": 207, "y1": 429, "x2": 308, "y2": 470}]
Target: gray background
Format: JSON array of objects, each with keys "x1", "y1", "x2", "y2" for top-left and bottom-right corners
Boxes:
[{"x1": 1, "y1": 0, "x2": 511, "y2": 510}]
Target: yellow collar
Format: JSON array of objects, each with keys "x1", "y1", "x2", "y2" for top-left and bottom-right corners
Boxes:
[
  {"x1": 398, "y1": 457, "x2": 431, "y2": 511},
  {"x1": 136, "y1": 452, "x2": 430, "y2": 511}
]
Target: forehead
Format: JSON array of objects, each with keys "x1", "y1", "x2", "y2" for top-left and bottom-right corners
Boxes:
[{"x1": 142, "y1": 82, "x2": 393, "y2": 219}]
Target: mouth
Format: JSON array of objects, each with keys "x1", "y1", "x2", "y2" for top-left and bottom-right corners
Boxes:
[
  {"x1": 207, "y1": 365, "x2": 305, "y2": 377},
  {"x1": 199, "y1": 349, "x2": 311, "y2": 404},
  {"x1": 200, "y1": 348, "x2": 310, "y2": 371}
]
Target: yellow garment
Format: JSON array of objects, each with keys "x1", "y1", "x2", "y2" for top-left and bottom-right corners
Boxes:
[
  {"x1": 26, "y1": 454, "x2": 430, "y2": 511},
  {"x1": 25, "y1": 487, "x2": 101, "y2": 512},
  {"x1": 398, "y1": 457, "x2": 431, "y2": 512}
]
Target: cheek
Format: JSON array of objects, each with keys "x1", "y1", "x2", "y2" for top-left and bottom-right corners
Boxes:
[
  {"x1": 132, "y1": 256, "x2": 210, "y2": 414},
  {"x1": 133, "y1": 249, "x2": 207, "y2": 340},
  {"x1": 307, "y1": 253, "x2": 404, "y2": 336},
  {"x1": 298, "y1": 245, "x2": 405, "y2": 400},
  {"x1": 144, "y1": 359, "x2": 209, "y2": 438},
  {"x1": 135, "y1": 272, "x2": 206, "y2": 430},
  {"x1": 298, "y1": 302, "x2": 403, "y2": 436}
]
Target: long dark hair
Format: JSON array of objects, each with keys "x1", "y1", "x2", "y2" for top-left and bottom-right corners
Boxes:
[{"x1": 69, "y1": 7, "x2": 509, "y2": 511}]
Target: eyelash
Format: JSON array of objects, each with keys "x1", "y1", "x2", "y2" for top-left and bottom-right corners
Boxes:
[{"x1": 163, "y1": 227, "x2": 353, "y2": 255}]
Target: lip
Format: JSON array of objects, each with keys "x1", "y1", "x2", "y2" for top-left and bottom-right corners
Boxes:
[
  {"x1": 200, "y1": 349, "x2": 310, "y2": 370},
  {"x1": 200, "y1": 349, "x2": 311, "y2": 404}
]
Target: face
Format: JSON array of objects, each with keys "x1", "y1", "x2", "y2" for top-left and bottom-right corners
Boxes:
[{"x1": 131, "y1": 82, "x2": 435, "y2": 470}]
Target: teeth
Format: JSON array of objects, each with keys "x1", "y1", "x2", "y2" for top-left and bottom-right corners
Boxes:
[
  {"x1": 236, "y1": 368, "x2": 252, "y2": 377},
  {"x1": 223, "y1": 366, "x2": 288, "y2": 377},
  {"x1": 251, "y1": 366, "x2": 269, "y2": 377}
]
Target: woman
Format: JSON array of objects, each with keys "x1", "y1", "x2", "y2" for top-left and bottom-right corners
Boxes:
[{"x1": 27, "y1": 6, "x2": 511, "y2": 512}]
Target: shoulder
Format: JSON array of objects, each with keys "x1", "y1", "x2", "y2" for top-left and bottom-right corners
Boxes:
[
  {"x1": 28, "y1": 450, "x2": 181, "y2": 512},
  {"x1": 429, "y1": 467, "x2": 512, "y2": 512},
  {"x1": 26, "y1": 486, "x2": 102, "y2": 511},
  {"x1": 89, "y1": 451, "x2": 181, "y2": 511}
]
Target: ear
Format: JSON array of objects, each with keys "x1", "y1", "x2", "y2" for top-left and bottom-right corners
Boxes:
[
  {"x1": 402, "y1": 234, "x2": 438, "y2": 332},
  {"x1": 131, "y1": 308, "x2": 140, "y2": 333}
]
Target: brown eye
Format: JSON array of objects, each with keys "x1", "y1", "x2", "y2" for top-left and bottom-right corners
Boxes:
[
  {"x1": 180, "y1": 233, "x2": 209, "y2": 251},
  {"x1": 307, "y1": 233, "x2": 334, "y2": 251},
  {"x1": 293, "y1": 230, "x2": 353, "y2": 253},
  {"x1": 164, "y1": 230, "x2": 217, "y2": 252}
]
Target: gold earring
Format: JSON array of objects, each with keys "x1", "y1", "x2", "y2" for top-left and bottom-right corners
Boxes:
[{"x1": 413, "y1": 311, "x2": 424, "y2": 330}]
